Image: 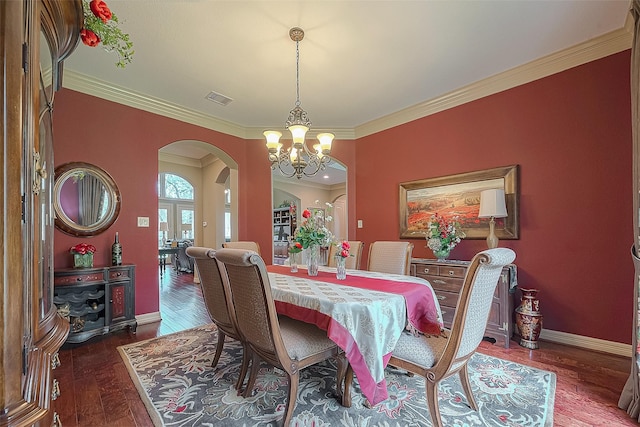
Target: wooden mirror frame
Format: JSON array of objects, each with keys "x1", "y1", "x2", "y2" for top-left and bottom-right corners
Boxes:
[{"x1": 53, "y1": 162, "x2": 121, "y2": 236}]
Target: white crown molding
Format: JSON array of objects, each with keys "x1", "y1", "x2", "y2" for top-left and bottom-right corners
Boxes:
[
  {"x1": 355, "y1": 25, "x2": 633, "y2": 138},
  {"x1": 63, "y1": 24, "x2": 632, "y2": 141},
  {"x1": 244, "y1": 127, "x2": 356, "y2": 140},
  {"x1": 539, "y1": 328, "x2": 631, "y2": 357},
  {"x1": 63, "y1": 71, "x2": 249, "y2": 139},
  {"x1": 159, "y1": 152, "x2": 203, "y2": 167}
]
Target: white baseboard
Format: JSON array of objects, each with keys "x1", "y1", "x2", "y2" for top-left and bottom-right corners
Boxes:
[
  {"x1": 540, "y1": 328, "x2": 631, "y2": 357},
  {"x1": 136, "y1": 311, "x2": 162, "y2": 326}
]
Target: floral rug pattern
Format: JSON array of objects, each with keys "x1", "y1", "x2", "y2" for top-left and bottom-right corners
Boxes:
[{"x1": 118, "y1": 324, "x2": 555, "y2": 426}]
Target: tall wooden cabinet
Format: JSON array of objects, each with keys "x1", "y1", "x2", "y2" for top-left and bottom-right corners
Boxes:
[{"x1": 1, "y1": 1, "x2": 82, "y2": 425}]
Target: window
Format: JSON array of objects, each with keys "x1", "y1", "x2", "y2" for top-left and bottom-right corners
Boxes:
[{"x1": 158, "y1": 173, "x2": 194, "y2": 246}]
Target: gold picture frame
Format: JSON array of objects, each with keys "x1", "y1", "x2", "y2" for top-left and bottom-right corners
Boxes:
[{"x1": 399, "y1": 165, "x2": 519, "y2": 239}]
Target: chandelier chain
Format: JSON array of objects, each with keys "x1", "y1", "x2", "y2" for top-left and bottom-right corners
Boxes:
[{"x1": 295, "y1": 40, "x2": 300, "y2": 107}]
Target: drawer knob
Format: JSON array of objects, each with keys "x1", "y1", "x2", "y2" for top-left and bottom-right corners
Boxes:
[
  {"x1": 116, "y1": 272, "x2": 121, "y2": 276},
  {"x1": 423, "y1": 268, "x2": 430, "y2": 274},
  {"x1": 76, "y1": 277, "x2": 82, "y2": 281},
  {"x1": 447, "y1": 270, "x2": 454, "y2": 276}
]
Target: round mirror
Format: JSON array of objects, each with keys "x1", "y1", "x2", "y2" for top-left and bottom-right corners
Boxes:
[{"x1": 54, "y1": 162, "x2": 121, "y2": 236}]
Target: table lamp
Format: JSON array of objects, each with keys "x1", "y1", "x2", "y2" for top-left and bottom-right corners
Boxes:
[
  {"x1": 159, "y1": 222, "x2": 169, "y2": 246},
  {"x1": 478, "y1": 188, "x2": 508, "y2": 249}
]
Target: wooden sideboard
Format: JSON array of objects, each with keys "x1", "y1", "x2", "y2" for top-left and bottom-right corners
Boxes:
[
  {"x1": 410, "y1": 258, "x2": 517, "y2": 348},
  {"x1": 54, "y1": 265, "x2": 137, "y2": 343}
]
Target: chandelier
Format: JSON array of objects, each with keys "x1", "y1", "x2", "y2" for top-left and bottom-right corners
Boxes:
[{"x1": 264, "y1": 27, "x2": 334, "y2": 179}]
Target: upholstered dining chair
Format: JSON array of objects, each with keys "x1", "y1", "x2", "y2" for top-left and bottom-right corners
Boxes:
[
  {"x1": 327, "y1": 241, "x2": 364, "y2": 269},
  {"x1": 185, "y1": 246, "x2": 250, "y2": 392},
  {"x1": 367, "y1": 241, "x2": 414, "y2": 275},
  {"x1": 222, "y1": 241, "x2": 261, "y2": 255},
  {"x1": 213, "y1": 248, "x2": 349, "y2": 426},
  {"x1": 387, "y1": 247, "x2": 516, "y2": 427}
]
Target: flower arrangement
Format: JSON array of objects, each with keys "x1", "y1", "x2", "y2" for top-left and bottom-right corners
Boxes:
[
  {"x1": 425, "y1": 213, "x2": 466, "y2": 255},
  {"x1": 292, "y1": 207, "x2": 333, "y2": 249},
  {"x1": 81, "y1": 0, "x2": 134, "y2": 68},
  {"x1": 335, "y1": 241, "x2": 351, "y2": 258},
  {"x1": 69, "y1": 243, "x2": 97, "y2": 255}
]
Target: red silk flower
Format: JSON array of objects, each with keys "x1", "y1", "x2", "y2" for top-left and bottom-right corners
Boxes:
[
  {"x1": 90, "y1": 0, "x2": 113, "y2": 23},
  {"x1": 341, "y1": 241, "x2": 350, "y2": 250},
  {"x1": 340, "y1": 249, "x2": 350, "y2": 258},
  {"x1": 302, "y1": 209, "x2": 311, "y2": 219},
  {"x1": 294, "y1": 242, "x2": 302, "y2": 250},
  {"x1": 80, "y1": 28, "x2": 100, "y2": 47},
  {"x1": 70, "y1": 243, "x2": 97, "y2": 255}
]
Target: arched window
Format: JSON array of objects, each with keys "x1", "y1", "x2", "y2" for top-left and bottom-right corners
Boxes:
[
  {"x1": 159, "y1": 173, "x2": 194, "y2": 200},
  {"x1": 158, "y1": 173, "x2": 195, "y2": 246}
]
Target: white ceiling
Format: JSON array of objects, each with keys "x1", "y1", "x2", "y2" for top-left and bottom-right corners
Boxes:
[
  {"x1": 65, "y1": 1, "x2": 631, "y2": 185},
  {"x1": 64, "y1": 0, "x2": 631, "y2": 135}
]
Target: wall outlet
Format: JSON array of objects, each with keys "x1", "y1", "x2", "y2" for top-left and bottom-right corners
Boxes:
[
  {"x1": 357, "y1": 219, "x2": 363, "y2": 228},
  {"x1": 137, "y1": 217, "x2": 150, "y2": 227}
]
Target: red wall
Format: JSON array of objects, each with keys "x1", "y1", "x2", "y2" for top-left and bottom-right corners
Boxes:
[
  {"x1": 54, "y1": 50, "x2": 632, "y2": 344},
  {"x1": 53, "y1": 91, "x2": 357, "y2": 317},
  {"x1": 355, "y1": 51, "x2": 633, "y2": 343}
]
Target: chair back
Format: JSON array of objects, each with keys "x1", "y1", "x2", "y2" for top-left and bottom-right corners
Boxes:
[
  {"x1": 327, "y1": 241, "x2": 364, "y2": 269},
  {"x1": 222, "y1": 241, "x2": 261, "y2": 255},
  {"x1": 447, "y1": 248, "x2": 516, "y2": 363},
  {"x1": 367, "y1": 241, "x2": 414, "y2": 275},
  {"x1": 213, "y1": 248, "x2": 287, "y2": 367},
  {"x1": 185, "y1": 246, "x2": 239, "y2": 339}
]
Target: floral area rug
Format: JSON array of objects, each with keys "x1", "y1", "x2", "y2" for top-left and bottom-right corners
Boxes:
[{"x1": 118, "y1": 324, "x2": 555, "y2": 427}]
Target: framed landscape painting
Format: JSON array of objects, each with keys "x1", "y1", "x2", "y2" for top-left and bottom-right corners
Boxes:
[{"x1": 399, "y1": 165, "x2": 519, "y2": 239}]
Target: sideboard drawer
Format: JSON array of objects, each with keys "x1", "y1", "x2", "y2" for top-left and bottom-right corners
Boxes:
[
  {"x1": 54, "y1": 270, "x2": 106, "y2": 286},
  {"x1": 109, "y1": 268, "x2": 131, "y2": 281},
  {"x1": 437, "y1": 265, "x2": 466, "y2": 278},
  {"x1": 433, "y1": 289, "x2": 459, "y2": 308},
  {"x1": 428, "y1": 276, "x2": 464, "y2": 293}
]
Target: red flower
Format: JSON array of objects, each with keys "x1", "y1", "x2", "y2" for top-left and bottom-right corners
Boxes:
[
  {"x1": 302, "y1": 209, "x2": 311, "y2": 218},
  {"x1": 340, "y1": 249, "x2": 349, "y2": 258},
  {"x1": 70, "y1": 243, "x2": 97, "y2": 254},
  {"x1": 90, "y1": 0, "x2": 112, "y2": 23},
  {"x1": 294, "y1": 242, "x2": 302, "y2": 250},
  {"x1": 80, "y1": 28, "x2": 100, "y2": 47},
  {"x1": 341, "y1": 241, "x2": 350, "y2": 250}
]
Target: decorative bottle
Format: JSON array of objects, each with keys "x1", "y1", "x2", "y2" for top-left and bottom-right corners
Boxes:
[{"x1": 111, "y1": 232, "x2": 122, "y2": 266}]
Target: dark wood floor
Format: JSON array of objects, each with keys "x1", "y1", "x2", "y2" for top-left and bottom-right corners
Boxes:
[{"x1": 53, "y1": 267, "x2": 638, "y2": 426}]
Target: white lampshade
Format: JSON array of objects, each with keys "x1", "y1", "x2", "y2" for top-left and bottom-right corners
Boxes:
[
  {"x1": 159, "y1": 222, "x2": 169, "y2": 232},
  {"x1": 478, "y1": 189, "x2": 508, "y2": 218}
]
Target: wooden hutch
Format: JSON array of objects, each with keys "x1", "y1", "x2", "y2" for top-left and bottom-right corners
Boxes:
[{"x1": 0, "y1": 0, "x2": 82, "y2": 425}]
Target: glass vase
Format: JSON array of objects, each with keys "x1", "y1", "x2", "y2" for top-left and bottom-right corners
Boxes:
[
  {"x1": 73, "y1": 253, "x2": 93, "y2": 268},
  {"x1": 336, "y1": 256, "x2": 347, "y2": 280},
  {"x1": 289, "y1": 252, "x2": 298, "y2": 273},
  {"x1": 432, "y1": 248, "x2": 451, "y2": 261},
  {"x1": 307, "y1": 244, "x2": 320, "y2": 276}
]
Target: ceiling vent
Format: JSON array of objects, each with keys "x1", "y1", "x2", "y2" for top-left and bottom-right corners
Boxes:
[{"x1": 205, "y1": 91, "x2": 233, "y2": 106}]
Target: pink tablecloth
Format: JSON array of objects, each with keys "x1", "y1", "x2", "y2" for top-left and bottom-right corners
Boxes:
[{"x1": 267, "y1": 265, "x2": 443, "y2": 405}]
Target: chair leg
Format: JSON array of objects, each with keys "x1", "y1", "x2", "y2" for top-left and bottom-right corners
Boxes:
[
  {"x1": 212, "y1": 331, "x2": 226, "y2": 368},
  {"x1": 335, "y1": 355, "x2": 347, "y2": 400},
  {"x1": 459, "y1": 364, "x2": 479, "y2": 411},
  {"x1": 425, "y1": 380, "x2": 443, "y2": 427},
  {"x1": 235, "y1": 344, "x2": 251, "y2": 394},
  {"x1": 282, "y1": 372, "x2": 299, "y2": 427},
  {"x1": 242, "y1": 352, "x2": 261, "y2": 398},
  {"x1": 342, "y1": 364, "x2": 354, "y2": 408}
]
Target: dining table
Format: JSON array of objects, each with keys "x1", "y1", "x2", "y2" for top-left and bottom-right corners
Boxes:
[{"x1": 266, "y1": 264, "x2": 444, "y2": 407}]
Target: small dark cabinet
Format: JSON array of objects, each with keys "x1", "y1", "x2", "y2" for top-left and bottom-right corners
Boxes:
[{"x1": 54, "y1": 265, "x2": 137, "y2": 343}]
